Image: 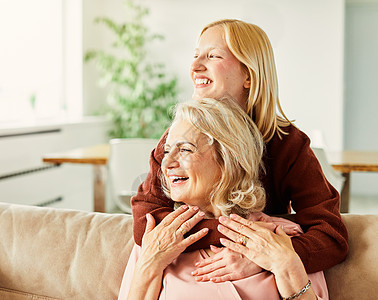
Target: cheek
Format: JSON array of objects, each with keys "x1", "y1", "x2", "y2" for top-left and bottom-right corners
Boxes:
[{"x1": 161, "y1": 158, "x2": 167, "y2": 173}]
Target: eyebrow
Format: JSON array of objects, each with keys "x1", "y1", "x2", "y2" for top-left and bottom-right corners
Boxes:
[
  {"x1": 165, "y1": 141, "x2": 197, "y2": 149},
  {"x1": 194, "y1": 46, "x2": 224, "y2": 52}
]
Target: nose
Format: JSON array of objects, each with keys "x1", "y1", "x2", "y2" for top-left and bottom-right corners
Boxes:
[
  {"x1": 191, "y1": 55, "x2": 206, "y2": 73},
  {"x1": 162, "y1": 150, "x2": 180, "y2": 170}
]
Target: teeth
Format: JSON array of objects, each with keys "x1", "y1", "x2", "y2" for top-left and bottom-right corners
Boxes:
[
  {"x1": 195, "y1": 78, "x2": 211, "y2": 85},
  {"x1": 172, "y1": 176, "x2": 189, "y2": 183}
]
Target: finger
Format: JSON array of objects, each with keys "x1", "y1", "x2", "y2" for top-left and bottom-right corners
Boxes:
[
  {"x1": 160, "y1": 204, "x2": 189, "y2": 226},
  {"x1": 194, "y1": 254, "x2": 222, "y2": 268},
  {"x1": 210, "y1": 245, "x2": 223, "y2": 253},
  {"x1": 217, "y1": 223, "x2": 251, "y2": 245},
  {"x1": 275, "y1": 225, "x2": 287, "y2": 236},
  {"x1": 257, "y1": 215, "x2": 266, "y2": 222},
  {"x1": 171, "y1": 206, "x2": 203, "y2": 231},
  {"x1": 181, "y1": 227, "x2": 209, "y2": 249},
  {"x1": 194, "y1": 268, "x2": 230, "y2": 282},
  {"x1": 255, "y1": 221, "x2": 277, "y2": 232},
  {"x1": 145, "y1": 213, "x2": 156, "y2": 234},
  {"x1": 192, "y1": 259, "x2": 225, "y2": 276},
  {"x1": 219, "y1": 216, "x2": 255, "y2": 238},
  {"x1": 229, "y1": 214, "x2": 273, "y2": 234},
  {"x1": 179, "y1": 210, "x2": 206, "y2": 236},
  {"x1": 220, "y1": 238, "x2": 248, "y2": 257},
  {"x1": 209, "y1": 274, "x2": 233, "y2": 283}
]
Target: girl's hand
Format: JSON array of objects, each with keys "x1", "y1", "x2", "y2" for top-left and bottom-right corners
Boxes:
[
  {"x1": 192, "y1": 245, "x2": 262, "y2": 282},
  {"x1": 217, "y1": 214, "x2": 298, "y2": 275},
  {"x1": 138, "y1": 205, "x2": 209, "y2": 273}
]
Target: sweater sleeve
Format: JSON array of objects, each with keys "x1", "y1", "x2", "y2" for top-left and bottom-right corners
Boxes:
[
  {"x1": 131, "y1": 129, "x2": 224, "y2": 250},
  {"x1": 276, "y1": 129, "x2": 348, "y2": 273}
]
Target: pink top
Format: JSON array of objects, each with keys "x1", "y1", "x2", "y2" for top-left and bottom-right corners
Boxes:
[{"x1": 118, "y1": 213, "x2": 329, "y2": 300}]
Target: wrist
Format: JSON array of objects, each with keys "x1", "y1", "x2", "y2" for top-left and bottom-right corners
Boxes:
[
  {"x1": 272, "y1": 253, "x2": 312, "y2": 299},
  {"x1": 271, "y1": 251, "x2": 304, "y2": 277},
  {"x1": 135, "y1": 257, "x2": 164, "y2": 278}
]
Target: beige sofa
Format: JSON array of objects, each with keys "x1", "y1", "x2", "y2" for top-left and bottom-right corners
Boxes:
[{"x1": 0, "y1": 202, "x2": 377, "y2": 300}]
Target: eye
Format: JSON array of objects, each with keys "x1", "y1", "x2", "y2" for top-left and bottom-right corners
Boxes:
[
  {"x1": 179, "y1": 147, "x2": 193, "y2": 154},
  {"x1": 163, "y1": 148, "x2": 171, "y2": 155},
  {"x1": 209, "y1": 53, "x2": 221, "y2": 59}
]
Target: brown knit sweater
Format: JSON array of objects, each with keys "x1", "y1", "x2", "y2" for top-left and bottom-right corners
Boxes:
[{"x1": 131, "y1": 125, "x2": 348, "y2": 273}]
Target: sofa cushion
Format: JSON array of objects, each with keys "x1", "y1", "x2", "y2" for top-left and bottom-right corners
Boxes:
[
  {"x1": 0, "y1": 203, "x2": 134, "y2": 300},
  {"x1": 0, "y1": 287, "x2": 58, "y2": 300}
]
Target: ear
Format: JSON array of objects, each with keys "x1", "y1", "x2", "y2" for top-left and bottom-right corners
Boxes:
[{"x1": 243, "y1": 73, "x2": 251, "y2": 89}]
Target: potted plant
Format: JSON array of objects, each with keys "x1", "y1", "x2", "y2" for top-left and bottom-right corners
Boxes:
[{"x1": 85, "y1": 0, "x2": 178, "y2": 139}]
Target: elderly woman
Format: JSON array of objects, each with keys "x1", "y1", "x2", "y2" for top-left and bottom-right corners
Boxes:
[{"x1": 118, "y1": 98, "x2": 328, "y2": 300}]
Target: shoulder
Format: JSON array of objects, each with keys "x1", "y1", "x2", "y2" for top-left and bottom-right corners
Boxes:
[
  {"x1": 266, "y1": 124, "x2": 311, "y2": 161},
  {"x1": 272, "y1": 124, "x2": 310, "y2": 148}
]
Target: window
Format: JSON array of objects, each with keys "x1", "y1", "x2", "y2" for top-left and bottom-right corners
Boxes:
[{"x1": 0, "y1": 0, "x2": 82, "y2": 125}]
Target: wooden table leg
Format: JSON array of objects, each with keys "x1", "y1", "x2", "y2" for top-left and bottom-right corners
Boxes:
[
  {"x1": 94, "y1": 165, "x2": 106, "y2": 212},
  {"x1": 340, "y1": 173, "x2": 350, "y2": 213}
]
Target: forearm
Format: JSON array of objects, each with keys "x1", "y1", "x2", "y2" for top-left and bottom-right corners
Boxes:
[
  {"x1": 276, "y1": 130, "x2": 348, "y2": 272},
  {"x1": 127, "y1": 260, "x2": 163, "y2": 300},
  {"x1": 273, "y1": 253, "x2": 317, "y2": 300},
  {"x1": 291, "y1": 207, "x2": 348, "y2": 273}
]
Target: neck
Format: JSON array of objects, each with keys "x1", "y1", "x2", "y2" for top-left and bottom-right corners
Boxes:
[{"x1": 194, "y1": 203, "x2": 222, "y2": 219}]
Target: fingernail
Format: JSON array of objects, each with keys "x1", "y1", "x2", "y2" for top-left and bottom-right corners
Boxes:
[
  {"x1": 182, "y1": 205, "x2": 188, "y2": 209},
  {"x1": 230, "y1": 214, "x2": 238, "y2": 220},
  {"x1": 195, "y1": 276, "x2": 202, "y2": 281},
  {"x1": 199, "y1": 211, "x2": 205, "y2": 217},
  {"x1": 191, "y1": 271, "x2": 197, "y2": 275},
  {"x1": 220, "y1": 238, "x2": 227, "y2": 245},
  {"x1": 218, "y1": 224, "x2": 224, "y2": 231},
  {"x1": 193, "y1": 206, "x2": 199, "y2": 211},
  {"x1": 219, "y1": 216, "x2": 227, "y2": 222},
  {"x1": 202, "y1": 228, "x2": 209, "y2": 233},
  {"x1": 195, "y1": 262, "x2": 200, "y2": 267}
]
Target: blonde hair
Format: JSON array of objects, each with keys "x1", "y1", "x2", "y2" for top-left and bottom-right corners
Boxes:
[
  {"x1": 162, "y1": 97, "x2": 266, "y2": 217},
  {"x1": 200, "y1": 19, "x2": 292, "y2": 142}
]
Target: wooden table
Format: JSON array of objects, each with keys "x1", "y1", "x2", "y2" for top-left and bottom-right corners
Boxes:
[
  {"x1": 43, "y1": 146, "x2": 378, "y2": 213},
  {"x1": 327, "y1": 151, "x2": 378, "y2": 213},
  {"x1": 43, "y1": 144, "x2": 109, "y2": 212}
]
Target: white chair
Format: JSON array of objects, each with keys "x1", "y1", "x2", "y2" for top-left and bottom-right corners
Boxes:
[
  {"x1": 312, "y1": 147, "x2": 345, "y2": 194},
  {"x1": 306, "y1": 129, "x2": 345, "y2": 194},
  {"x1": 108, "y1": 138, "x2": 158, "y2": 214}
]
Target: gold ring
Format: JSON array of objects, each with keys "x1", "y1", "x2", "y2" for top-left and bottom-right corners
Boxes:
[
  {"x1": 238, "y1": 234, "x2": 248, "y2": 247},
  {"x1": 178, "y1": 227, "x2": 187, "y2": 236}
]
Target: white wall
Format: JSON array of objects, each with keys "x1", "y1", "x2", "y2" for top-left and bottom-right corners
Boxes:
[{"x1": 84, "y1": 0, "x2": 345, "y2": 150}]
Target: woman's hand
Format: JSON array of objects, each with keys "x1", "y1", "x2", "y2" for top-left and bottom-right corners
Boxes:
[
  {"x1": 191, "y1": 218, "x2": 300, "y2": 282},
  {"x1": 191, "y1": 245, "x2": 262, "y2": 282},
  {"x1": 138, "y1": 205, "x2": 209, "y2": 273},
  {"x1": 217, "y1": 214, "x2": 298, "y2": 275},
  {"x1": 218, "y1": 214, "x2": 317, "y2": 299}
]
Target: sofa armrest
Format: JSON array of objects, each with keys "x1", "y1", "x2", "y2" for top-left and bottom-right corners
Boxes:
[
  {"x1": 325, "y1": 214, "x2": 378, "y2": 300},
  {"x1": 0, "y1": 202, "x2": 134, "y2": 300}
]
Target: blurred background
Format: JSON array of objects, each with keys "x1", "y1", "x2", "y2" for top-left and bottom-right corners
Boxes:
[{"x1": 0, "y1": 0, "x2": 377, "y2": 213}]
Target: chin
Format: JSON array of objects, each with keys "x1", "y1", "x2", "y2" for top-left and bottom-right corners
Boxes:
[{"x1": 192, "y1": 92, "x2": 201, "y2": 101}]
